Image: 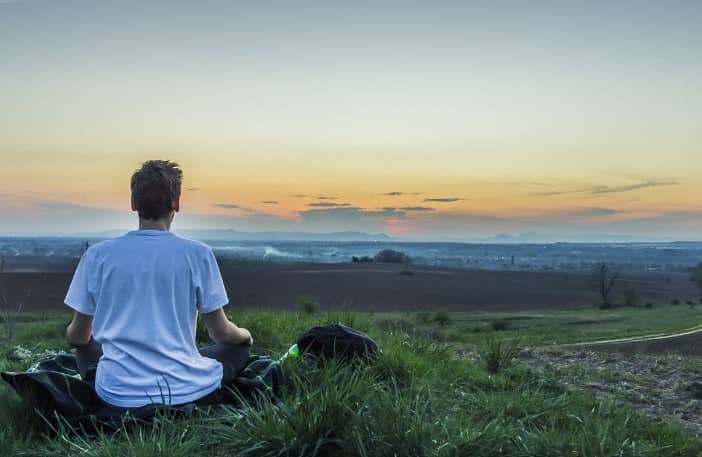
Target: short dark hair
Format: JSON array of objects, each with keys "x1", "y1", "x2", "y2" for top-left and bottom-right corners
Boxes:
[{"x1": 130, "y1": 160, "x2": 183, "y2": 220}]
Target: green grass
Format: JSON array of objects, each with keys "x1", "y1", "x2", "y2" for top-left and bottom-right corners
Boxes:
[
  {"x1": 1, "y1": 305, "x2": 702, "y2": 456},
  {"x1": 440, "y1": 304, "x2": 702, "y2": 347}
]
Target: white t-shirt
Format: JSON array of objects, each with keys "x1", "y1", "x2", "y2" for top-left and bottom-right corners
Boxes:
[{"x1": 64, "y1": 229, "x2": 228, "y2": 408}]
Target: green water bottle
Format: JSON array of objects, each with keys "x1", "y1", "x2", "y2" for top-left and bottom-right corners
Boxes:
[{"x1": 280, "y1": 343, "x2": 299, "y2": 362}]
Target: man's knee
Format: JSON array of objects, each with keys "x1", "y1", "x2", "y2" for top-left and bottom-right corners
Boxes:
[{"x1": 199, "y1": 342, "x2": 250, "y2": 363}]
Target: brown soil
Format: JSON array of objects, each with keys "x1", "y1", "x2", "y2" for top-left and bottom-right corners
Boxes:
[
  {"x1": 517, "y1": 348, "x2": 702, "y2": 437},
  {"x1": 0, "y1": 256, "x2": 696, "y2": 312}
]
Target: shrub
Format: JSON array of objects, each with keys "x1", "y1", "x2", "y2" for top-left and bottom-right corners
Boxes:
[
  {"x1": 687, "y1": 300, "x2": 695, "y2": 308},
  {"x1": 623, "y1": 288, "x2": 640, "y2": 306},
  {"x1": 296, "y1": 295, "x2": 319, "y2": 315},
  {"x1": 482, "y1": 336, "x2": 519, "y2": 374},
  {"x1": 490, "y1": 319, "x2": 511, "y2": 331},
  {"x1": 374, "y1": 249, "x2": 410, "y2": 264},
  {"x1": 671, "y1": 298, "x2": 681, "y2": 305},
  {"x1": 415, "y1": 312, "x2": 430, "y2": 324},
  {"x1": 351, "y1": 255, "x2": 373, "y2": 263},
  {"x1": 376, "y1": 317, "x2": 413, "y2": 332},
  {"x1": 644, "y1": 302, "x2": 653, "y2": 308},
  {"x1": 432, "y1": 311, "x2": 451, "y2": 327}
]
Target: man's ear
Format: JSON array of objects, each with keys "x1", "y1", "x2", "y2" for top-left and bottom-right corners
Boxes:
[
  {"x1": 131, "y1": 194, "x2": 138, "y2": 212},
  {"x1": 172, "y1": 197, "x2": 180, "y2": 213}
]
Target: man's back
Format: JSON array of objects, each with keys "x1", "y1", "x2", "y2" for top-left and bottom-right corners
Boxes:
[{"x1": 65, "y1": 229, "x2": 228, "y2": 407}]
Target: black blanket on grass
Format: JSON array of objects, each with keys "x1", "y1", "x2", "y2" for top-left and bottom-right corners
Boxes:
[{"x1": 1, "y1": 353, "x2": 283, "y2": 433}]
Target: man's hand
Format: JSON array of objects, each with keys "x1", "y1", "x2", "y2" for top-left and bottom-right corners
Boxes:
[
  {"x1": 66, "y1": 311, "x2": 93, "y2": 347},
  {"x1": 237, "y1": 327, "x2": 253, "y2": 347}
]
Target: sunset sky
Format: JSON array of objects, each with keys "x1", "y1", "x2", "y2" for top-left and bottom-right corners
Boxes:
[{"x1": 1, "y1": 1, "x2": 700, "y2": 240}]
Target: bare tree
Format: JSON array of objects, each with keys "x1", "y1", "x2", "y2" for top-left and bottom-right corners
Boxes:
[
  {"x1": 0, "y1": 259, "x2": 30, "y2": 340},
  {"x1": 591, "y1": 262, "x2": 620, "y2": 308}
]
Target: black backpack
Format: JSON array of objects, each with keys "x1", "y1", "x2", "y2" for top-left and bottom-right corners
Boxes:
[{"x1": 296, "y1": 324, "x2": 379, "y2": 361}]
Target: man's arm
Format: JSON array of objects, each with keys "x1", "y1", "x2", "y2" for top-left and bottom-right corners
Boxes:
[
  {"x1": 201, "y1": 308, "x2": 252, "y2": 346},
  {"x1": 66, "y1": 311, "x2": 93, "y2": 347}
]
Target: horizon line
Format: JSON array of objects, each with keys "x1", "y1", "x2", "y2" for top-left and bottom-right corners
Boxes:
[{"x1": 0, "y1": 228, "x2": 700, "y2": 244}]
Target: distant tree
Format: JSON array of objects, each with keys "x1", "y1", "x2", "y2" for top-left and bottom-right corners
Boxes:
[
  {"x1": 296, "y1": 295, "x2": 319, "y2": 315},
  {"x1": 490, "y1": 319, "x2": 511, "y2": 331},
  {"x1": 374, "y1": 249, "x2": 410, "y2": 264},
  {"x1": 591, "y1": 262, "x2": 620, "y2": 308},
  {"x1": 432, "y1": 311, "x2": 451, "y2": 327},
  {"x1": 690, "y1": 262, "x2": 702, "y2": 298}
]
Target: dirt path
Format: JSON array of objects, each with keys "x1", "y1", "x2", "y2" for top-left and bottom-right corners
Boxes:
[
  {"x1": 517, "y1": 348, "x2": 702, "y2": 437},
  {"x1": 563, "y1": 324, "x2": 702, "y2": 349},
  {"x1": 537, "y1": 322, "x2": 702, "y2": 436}
]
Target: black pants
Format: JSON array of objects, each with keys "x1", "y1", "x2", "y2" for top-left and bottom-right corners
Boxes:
[{"x1": 75, "y1": 338, "x2": 251, "y2": 406}]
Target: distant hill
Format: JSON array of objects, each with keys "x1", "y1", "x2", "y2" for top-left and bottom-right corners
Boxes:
[
  {"x1": 13, "y1": 229, "x2": 393, "y2": 242},
  {"x1": 476, "y1": 232, "x2": 693, "y2": 244}
]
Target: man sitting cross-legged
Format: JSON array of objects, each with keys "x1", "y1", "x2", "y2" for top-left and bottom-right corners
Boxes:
[{"x1": 64, "y1": 159, "x2": 253, "y2": 409}]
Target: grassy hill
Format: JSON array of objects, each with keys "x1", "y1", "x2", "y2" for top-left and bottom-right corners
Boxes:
[{"x1": 2, "y1": 305, "x2": 702, "y2": 456}]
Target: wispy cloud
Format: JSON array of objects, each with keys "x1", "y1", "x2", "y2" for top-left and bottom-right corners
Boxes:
[
  {"x1": 301, "y1": 207, "x2": 362, "y2": 214},
  {"x1": 589, "y1": 180, "x2": 678, "y2": 195},
  {"x1": 292, "y1": 194, "x2": 308, "y2": 198},
  {"x1": 212, "y1": 203, "x2": 274, "y2": 215},
  {"x1": 380, "y1": 191, "x2": 423, "y2": 196},
  {"x1": 363, "y1": 209, "x2": 406, "y2": 217},
  {"x1": 261, "y1": 200, "x2": 278, "y2": 204},
  {"x1": 300, "y1": 207, "x2": 405, "y2": 218},
  {"x1": 307, "y1": 202, "x2": 351, "y2": 208},
  {"x1": 553, "y1": 207, "x2": 626, "y2": 218},
  {"x1": 379, "y1": 206, "x2": 434, "y2": 212},
  {"x1": 423, "y1": 197, "x2": 464, "y2": 203},
  {"x1": 211, "y1": 203, "x2": 278, "y2": 218},
  {"x1": 317, "y1": 196, "x2": 339, "y2": 200},
  {"x1": 532, "y1": 189, "x2": 572, "y2": 197},
  {"x1": 532, "y1": 180, "x2": 679, "y2": 197}
]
